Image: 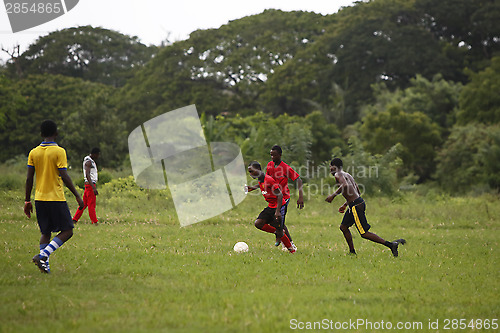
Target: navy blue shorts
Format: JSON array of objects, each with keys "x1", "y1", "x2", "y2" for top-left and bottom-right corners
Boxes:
[
  {"x1": 341, "y1": 197, "x2": 371, "y2": 235},
  {"x1": 35, "y1": 201, "x2": 74, "y2": 234},
  {"x1": 257, "y1": 204, "x2": 288, "y2": 230}
]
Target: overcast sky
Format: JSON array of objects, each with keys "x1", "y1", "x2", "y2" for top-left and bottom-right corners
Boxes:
[{"x1": 0, "y1": 0, "x2": 357, "y2": 62}]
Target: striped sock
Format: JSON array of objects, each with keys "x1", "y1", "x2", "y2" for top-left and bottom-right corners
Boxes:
[
  {"x1": 39, "y1": 243, "x2": 49, "y2": 261},
  {"x1": 40, "y1": 237, "x2": 64, "y2": 258}
]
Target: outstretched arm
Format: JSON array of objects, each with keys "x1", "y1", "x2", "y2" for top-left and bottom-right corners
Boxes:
[{"x1": 325, "y1": 175, "x2": 344, "y2": 203}]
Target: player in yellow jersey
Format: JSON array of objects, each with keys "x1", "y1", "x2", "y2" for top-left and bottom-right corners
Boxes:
[{"x1": 24, "y1": 120, "x2": 84, "y2": 273}]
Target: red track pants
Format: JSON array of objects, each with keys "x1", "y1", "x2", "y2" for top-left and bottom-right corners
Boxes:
[{"x1": 73, "y1": 184, "x2": 98, "y2": 223}]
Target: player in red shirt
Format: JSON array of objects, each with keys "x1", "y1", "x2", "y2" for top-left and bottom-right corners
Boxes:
[
  {"x1": 247, "y1": 161, "x2": 296, "y2": 253},
  {"x1": 265, "y1": 145, "x2": 303, "y2": 250}
]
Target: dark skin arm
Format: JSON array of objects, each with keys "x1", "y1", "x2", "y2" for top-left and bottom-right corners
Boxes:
[
  {"x1": 325, "y1": 176, "x2": 343, "y2": 202},
  {"x1": 325, "y1": 172, "x2": 351, "y2": 213},
  {"x1": 60, "y1": 169, "x2": 84, "y2": 209},
  {"x1": 24, "y1": 167, "x2": 35, "y2": 218},
  {"x1": 296, "y1": 177, "x2": 304, "y2": 209}
]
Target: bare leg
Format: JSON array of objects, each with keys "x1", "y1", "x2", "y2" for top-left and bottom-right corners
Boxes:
[
  {"x1": 360, "y1": 231, "x2": 386, "y2": 244},
  {"x1": 39, "y1": 234, "x2": 50, "y2": 246},
  {"x1": 361, "y1": 231, "x2": 406, "y2": 257},
  {"x1": 55, "y1": 229, "x2": 73, "y2": 243},
  {"x1": 340, "y1": 224, "x2": 356, "y2": 254}
]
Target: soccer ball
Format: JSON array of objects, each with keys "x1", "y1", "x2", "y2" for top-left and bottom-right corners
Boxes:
[{"x1": 233, "y1": 241, "x2": 249, "y2": 253}]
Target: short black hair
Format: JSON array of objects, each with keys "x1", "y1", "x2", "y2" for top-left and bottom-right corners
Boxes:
[
  {"x1": 330, "y1": 158, "x2": 343, "y2": 168},
  {"x1": 271, "y1": 145, "x2": 282, "y2": 155},
  {"x1": 248, "y1": 161, "x2": 262, "y2": 170},
  {"x1": 40, "y1": 120, "x2": 57, "y2": 137},
  {"x1": 91, "y1": 147, "x2": 101, "y2": 154}
]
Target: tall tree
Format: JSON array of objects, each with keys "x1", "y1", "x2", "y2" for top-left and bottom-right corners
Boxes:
[
  {"x1": 7, "y1": 26, "x2": 156, "y2": 87},
  {"x1": 0, "y1": 74, "x2": 125, "y2": 166},
  {"x1": 62, "y1": 89, "x2": 127, "y2": 167},
  {"x1": 359, "y1": 105, "x2": 442, "y2": 181},
  {"x1": 367, "y1": 75, "x2": 462, "y2": 129},
  {"x1": 416, "y1": 0, "x2": 500, "y2": 65},
  {"x1": 457, "y1": 56, "x2": 500, "y2": 125},
  {"x1": 264, "y1": 0, "x2": 495, "y2": 123},
  {"x1": 0, "y1": 75, "x2": 25, "y2": 135},
  {"x1": 115, "y1": 10, "x2": 328, "y2": 131},
  {"x1": 436, "y1": 124, "x2": 500, "y2": 192}
]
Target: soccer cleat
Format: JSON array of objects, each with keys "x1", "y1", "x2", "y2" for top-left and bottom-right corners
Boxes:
[
  {"x1": 394, "y1": 239, "x2": 406, "y2": 245},
  {"x1": 390, "y1": 242, "x2": 399, "y2": 257},
  {"x1": 390, "y1": 239, "x2": 406, "y2": 257},
  {"x1": 275, "y1": 239, "x2": 281, "y2": 247},
  {"x1": 32, "y1": 254, "x2": 50, "y2": 273},
  {"x1": 288, "y1": 246, "x2": 296, "y2": 254},
  {"x1": 280, "y1": 241, "x2": 297, "y2": 251}
]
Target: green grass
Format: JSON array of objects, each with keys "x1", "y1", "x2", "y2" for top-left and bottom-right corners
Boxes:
[{"x1": 1, "y1": 183, "x2": 499, "y2": 332}]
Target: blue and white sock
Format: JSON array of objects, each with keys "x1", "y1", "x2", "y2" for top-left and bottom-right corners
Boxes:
[
  {"x1": 39, "y1": 243, "x2": 48, "y2": 260},
  {"x1": 40, "y1": 237, "x2": 64, "y2": 258}
]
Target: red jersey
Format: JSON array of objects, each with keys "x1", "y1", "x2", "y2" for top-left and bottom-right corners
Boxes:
[
  {"x1": 259, "y1": 174, "x2": 286, "y2": 208},
  {"x1": 266, "y1": 160, "x2": 300, "y2": 201}
]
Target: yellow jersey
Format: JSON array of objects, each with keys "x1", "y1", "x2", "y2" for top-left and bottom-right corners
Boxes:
[{"x1": 27, "y1": 142, "x2": 68, "y2": 201}]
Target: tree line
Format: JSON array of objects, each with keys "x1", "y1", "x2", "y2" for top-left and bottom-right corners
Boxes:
[{"x1": 0, "y1": 0, "x2": 499, "y2": 193}]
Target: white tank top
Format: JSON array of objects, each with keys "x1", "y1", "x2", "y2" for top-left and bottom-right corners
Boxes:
[{"x1": 83, "y1": 155, "x2": 98, "y2": 183}]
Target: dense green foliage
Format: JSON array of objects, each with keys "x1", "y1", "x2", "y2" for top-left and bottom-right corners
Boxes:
[
  {"x1": 1, "y1": 0, "x2": 499, "y2": 192},
  {"x1": 457, "y1": 56, "x2": 500, "y2": 124},
  {"x1": 0, "y1": 74, "x2": 127, "y2": 166},
  {"x1": 436, "y1": 124, "x2": 500, "y2": 192}
]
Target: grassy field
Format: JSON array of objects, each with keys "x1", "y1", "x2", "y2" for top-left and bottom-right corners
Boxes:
[{"x1": 1, "y1": 178, "x2": 499, "y2": 332}]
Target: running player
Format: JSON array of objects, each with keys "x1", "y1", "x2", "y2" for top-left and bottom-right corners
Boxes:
[
  {"x1": 247, "y1": 161, "x2": 296, "y2": 253},
  {"x1": 266, "y1": 145, "x2": 303, "y2": 250},
  {"x1": 325, "y1": 158, "x2": 406, "y2": 256}
]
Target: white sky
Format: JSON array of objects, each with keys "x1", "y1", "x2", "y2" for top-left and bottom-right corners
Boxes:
[{"x1": 0, "y1": 0, "x2": 356, "y2": 62}]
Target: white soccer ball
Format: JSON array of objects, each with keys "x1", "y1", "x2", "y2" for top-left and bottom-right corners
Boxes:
[{"x1": 233, "y1": 241, "x2": 249, "y2": 253}]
